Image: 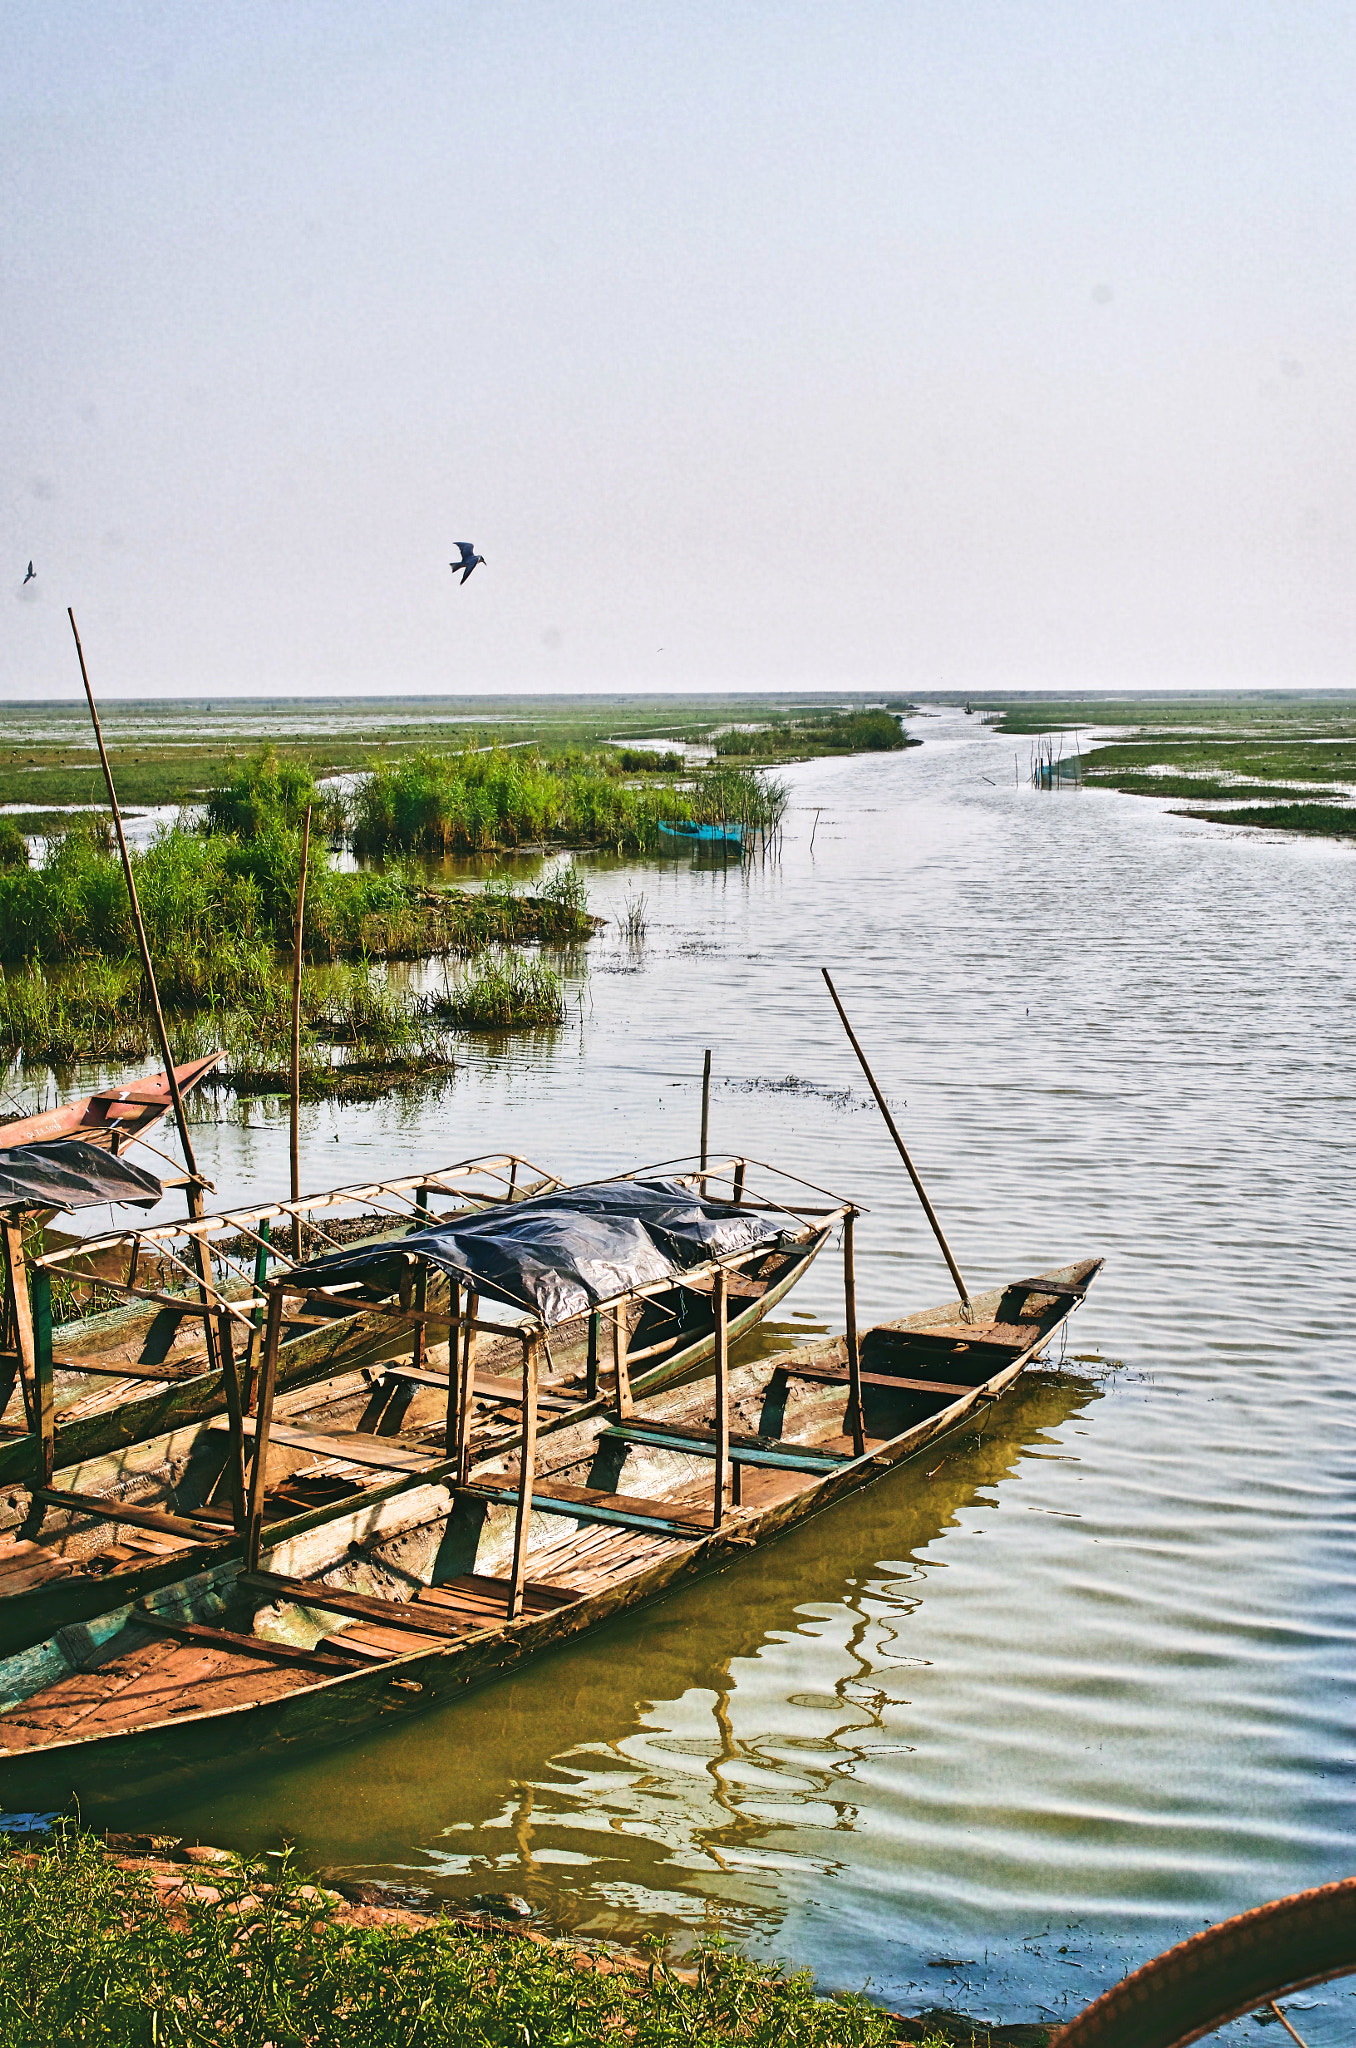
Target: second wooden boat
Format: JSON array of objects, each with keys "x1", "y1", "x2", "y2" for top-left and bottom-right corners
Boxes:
[{"x1": 0, "y1": 1155, "x2": 838, "y2": 1654}]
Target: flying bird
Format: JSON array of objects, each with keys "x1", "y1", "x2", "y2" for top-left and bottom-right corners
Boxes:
[
  {"x1": 22, "y1": 562, "x2": 35, "y2": 584},
  {"x1": 450, "y1": 542, "x2": 484, "y2": 584}
]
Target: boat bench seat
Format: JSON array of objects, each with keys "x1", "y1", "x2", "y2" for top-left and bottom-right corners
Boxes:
[
  {"x1": 465, "y1": 1479, "x2": 713, "y2": 1537},
  {"x1": 382, "y1": 1365, "x2": 582, "y2": 1412},
  {"x1": 601, "y1": 1420, "x2": 847, "y2": 1475},
  {"x1": 782, "y1": 1364, "x2": 985, "y2": 1399}
]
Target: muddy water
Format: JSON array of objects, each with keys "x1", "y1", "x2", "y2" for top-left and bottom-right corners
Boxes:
[{"x1": 45, "y1": 711, "x2": 1356, "y2": 2031}]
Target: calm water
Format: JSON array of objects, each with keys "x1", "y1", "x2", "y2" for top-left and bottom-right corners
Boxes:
[{"x1": 33, "y1": 711, "x2": 1356, "y2": 2031}]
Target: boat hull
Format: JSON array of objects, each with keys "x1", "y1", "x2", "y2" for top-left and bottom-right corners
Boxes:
[{"x1": 0, "y1": 1259, "x2": 1101, "y2": 1808}]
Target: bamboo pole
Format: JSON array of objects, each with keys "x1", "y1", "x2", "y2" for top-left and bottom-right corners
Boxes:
[
  {"x1": 68, "y1": 611, "x2": 236, "y2": 1461},
  {"x1": 215, "y1": 1307, "x2": 247, "y2": 1531},
  {"x1": 821, "y1": 968, "x2": 974, "y2": 1320},
  {"x1": 844, "y1": 1211, "x2": 864, "y2": 1457},
  {"x1": 457, "y1": 1289, "x2": 479, "y2": 1482},
  {"x1": 445, "y1": 1282, "x2": 462, "y2": 1459},
  {"x1": 699, "y1": 1049, "x2": 712, "y2": 1179},
  {"x1": 613, "y1": 1307, "x2": 633, "y2": 1419},
  {"x1": 244, "y1": 1286, "x2": 285, "y2": 1571},
  {"x1": 32, "y1": 1267, "x2": 53, "y2": 1491},
  {"x1": 507, "y1": 1335, "x2": 538, "y2": 1622},
  {"x1": 411, "y1": 1184, "x2": 429, "y2": 1375},
  {"x1": 713, "y1": 1266, "x2": 729, "y2": 1528},
  {"x1": 290, "y1": 804, "x2": 312, "y2": 1265},
  {"x1": 68, "y1": 612, "x2": 202, "y2": 1199},
  {"x1": 1, "y1": 1223, "x2": 37, "y2": 1433},
  {"x1": 245, "y1": 1222, "x2": 270, "y2": 1412}
]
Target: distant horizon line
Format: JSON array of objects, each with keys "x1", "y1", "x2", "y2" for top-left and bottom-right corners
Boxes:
[{"x1": 2, "y1": 684, "x2": 1353, "y2": 710}]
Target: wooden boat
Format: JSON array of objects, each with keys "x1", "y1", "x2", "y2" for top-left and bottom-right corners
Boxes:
[
  {"x1": 0, "y1": 1156, "x2": 838, "y2": 1655},
  {"x1": 0, "y1": 1055, "x2": 224, "y2": 1156},
  {"x1": 0, "y1": 1253, "x2": 1101, "y2": 1806},
  {"x1": 656, "y1": 819, "x2": 743, "y2": 851}
]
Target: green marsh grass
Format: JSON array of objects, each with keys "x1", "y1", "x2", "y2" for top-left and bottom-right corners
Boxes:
[
  {"x1": 441, "y1": 952, "x2": 566, "y2": 1028},
  {"x1": 0, "y1": 1830, "x2": 911, "y2": 2048},
  {"x1": 0, "y1": 821, "x2": 28, "y2": 870},
  {"x1": 1175, "y1": 801, "x2": 1356, "y2": 839},
  {"x1": 713, "y1": 710, "x2": 912, "y2": 759},
  {"x1": 351, "y1": 745, "x2": 689, "y2": 855}
]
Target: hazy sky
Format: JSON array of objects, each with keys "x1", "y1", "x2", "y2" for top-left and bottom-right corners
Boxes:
[{"x1": 3, "y1": 4, "x2": 1353, "y2": 698}]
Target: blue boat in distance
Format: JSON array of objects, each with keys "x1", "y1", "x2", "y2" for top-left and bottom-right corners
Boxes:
[{"x1": 657, "y1": 819, "x2": 744, "y2": 852}]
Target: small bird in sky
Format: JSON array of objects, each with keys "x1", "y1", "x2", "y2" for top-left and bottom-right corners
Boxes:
[
  {"x1": 450, "y1": 542, "x2": 485, "y2": 584},
  {"x1": 22, "y1": 561, "x2": 35, "y2": 584}
]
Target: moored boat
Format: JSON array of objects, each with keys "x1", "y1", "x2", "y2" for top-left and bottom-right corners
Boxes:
[
  {"x1": 0, "y1": 1252, "x2": 1100, "y2": 1805},
  {"x1": 656, "y1": 819, "x2": 744, "y2": 851},
  {"x1": 0, "y1": 1054, "x2": 225, "y2": 1157},
  {"x1": 0, "y1": 1155, "x2": 838, "y2": 1654}
]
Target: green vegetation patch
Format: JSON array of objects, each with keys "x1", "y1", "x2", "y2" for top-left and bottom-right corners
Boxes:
[
  {"x1": 0, "y1": 821, "x2": 30, "y2": 870},
  {"x1": 440, "y1": 952, "x2": 566, "y2": 1028},
  {"x1": 0, "y1": 1830, "x2": 906, "y2": 2048},
  {"x1": 1173, "y1": 802, "x2": 1356, "y2": 840},
  {"x1": 1083, "y1": 773, "x2": 1322, "y2": 802},
  {"x1": 977, "y1": 692, "x2": 1356, "y2": 739},
  {"x1": 713, "y1": 710, "x2": 916, "y2": 759},
  {"x1": 349, "y1": 747, "x2": 787, "y2": 855}
]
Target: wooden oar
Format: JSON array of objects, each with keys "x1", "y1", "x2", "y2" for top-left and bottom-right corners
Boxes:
[{"x1": 821, "y1": 968, "x2": 974, "y2": 1322}]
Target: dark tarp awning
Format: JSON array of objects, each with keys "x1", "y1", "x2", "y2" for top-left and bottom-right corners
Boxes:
[
  {"x1": 288, "y1": 1177, "x2": 805, "y2": 1328},
  {"x1": 0, "y1": 1138, "x2": 163, "y2": 1214}
]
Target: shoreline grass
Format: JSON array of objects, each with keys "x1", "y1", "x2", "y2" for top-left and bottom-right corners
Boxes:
[
  {"x1": 0, "y1": 1828, "x2": 920, "y2": 2048},
  {"x1": 1173, "y1": 801, "x2": 1356, "y2": 840}
]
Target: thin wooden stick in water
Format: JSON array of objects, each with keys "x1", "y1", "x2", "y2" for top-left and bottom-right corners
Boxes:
[
  {"x1": 290, "y1": 805, "x2": 312, "y2": 1265},
  {"x1": 700, "y1": 1048, "x2": 712, "y2": 1177},
  {"x1": 821, "y1": 968, "x2": 974, "y2": 1320}
]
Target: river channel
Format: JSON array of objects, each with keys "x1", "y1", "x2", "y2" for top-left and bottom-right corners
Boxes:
[{"x1": 35, "y1": 709, "x2": 1356, "y2": 2032}]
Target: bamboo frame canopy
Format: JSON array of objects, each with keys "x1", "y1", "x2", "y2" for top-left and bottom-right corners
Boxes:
[
  {"x1": 0, "y1": 1138, "x2": 162, "y2": 1215},
  {"x1": 31, "y1": 1154, "x2": 563, "y2": 1326},
  {"x1": 284, "y1": 1170, "x2": 834, "y2": 1328}
]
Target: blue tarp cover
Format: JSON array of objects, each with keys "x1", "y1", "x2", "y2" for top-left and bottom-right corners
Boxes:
[{"x1": 288, "y1": 1177, "x2": 801, "y2": 1328}]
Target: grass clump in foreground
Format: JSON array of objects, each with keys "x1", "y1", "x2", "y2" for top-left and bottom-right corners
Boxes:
[{"x1": 0, "y1": 1830, "x2": 911, "y2": 2048}]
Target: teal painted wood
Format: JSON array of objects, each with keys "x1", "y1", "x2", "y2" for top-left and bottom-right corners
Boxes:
[{"x1": 600, "y1": 1423, "x2": 848, "y2": 1474}]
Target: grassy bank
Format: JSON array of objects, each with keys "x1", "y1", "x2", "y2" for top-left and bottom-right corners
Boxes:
[
  {"x1": 0, "y1": 691, "x2": 909, "y2": 818},
  {"x1": 350, "y1": 748, "x2": 788, "y2": 855},
  {"x1": 709, "y1": 710, "x2": 918, "y2": 760},
  {"x1": 966, "y1": 693, "x2": 1356, "y2": 841},
  {"x1": 0, "y1": 1829, "x2": 921, "y2": 2048}
]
